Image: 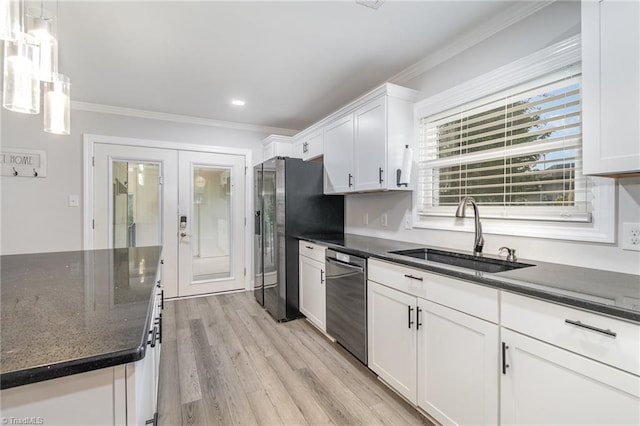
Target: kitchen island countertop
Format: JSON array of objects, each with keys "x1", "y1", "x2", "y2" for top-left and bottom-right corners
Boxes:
[
  {"x1": 0, "y1": 246, "x2": 162, "y2": 389},
  {"x1": 299, "y1": 234, "x2": 640, "y2": 323}
]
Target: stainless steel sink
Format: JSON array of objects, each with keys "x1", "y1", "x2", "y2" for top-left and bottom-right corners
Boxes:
[{"x1": 389, "y1": 248, "x2": 534, "y2": 273}]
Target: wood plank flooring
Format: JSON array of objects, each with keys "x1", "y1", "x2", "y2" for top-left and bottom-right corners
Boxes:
[{"x1": 158, "y1": 291, "x2": 433, "y2": 426}]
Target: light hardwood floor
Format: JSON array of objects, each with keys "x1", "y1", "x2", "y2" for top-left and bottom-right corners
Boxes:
[{"x1": 158, "y1": 291, "x2": 433, "y2": 426}]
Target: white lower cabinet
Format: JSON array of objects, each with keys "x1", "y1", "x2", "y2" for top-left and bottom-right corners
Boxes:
[
  {"x1": 299, "y1": 241, "x2": 327, "y2": 331},
  {"x1": 367, "y1": 280, "x2": 417, "y2": 403},
  {"x1": 500, "y1": 328, "x2": 640, "y2": 425},
  {"x1": 299, "y1": 255, "x2": 326, "y2": 331},
  {"x1": 367, "y1": 259, "x2": 499, "y2": 426},
  {"x1": 417, "y1": 299, "x2": 499, "y2": 426}
]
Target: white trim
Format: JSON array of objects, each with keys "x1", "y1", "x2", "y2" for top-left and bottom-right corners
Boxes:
[
  {"x1": 82, "y1": 133, "x2": 255, "y2": 292},
  {"x1": 414, "y1": 35, "x2": 582, "y2": 118},
  {"x1": 411, "y1": 35, "x2": 616, "y2": 243},
  {"x1": 388, "y1": 1, "x2": 556, "y2": 86},
  {"x1": 412, "y1": 177, "x2": 615, "y2": 243},
  {"x1": 72, "y1": 101, "x2": 298, "y2": 137}
]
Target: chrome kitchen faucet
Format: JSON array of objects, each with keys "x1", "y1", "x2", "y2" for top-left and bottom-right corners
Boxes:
[{"x1": 455, "y1": 197, "x2": 484, "y2": 255}]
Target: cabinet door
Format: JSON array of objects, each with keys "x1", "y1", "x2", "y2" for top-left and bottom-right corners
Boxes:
[
  {"x1": 354, "y1": 96, "x2": 387, "y2": 191},
  {"x1": 417, "y1": 299, "x2": 499, "y2": 426},
  {"x1": 302, "y1": 129, "x2": 324, "y2": 161},
  {"x1": 299, "y1": 255, "x2": 326, "y2": 331},
  {"x1": 583, "y1": 0, "x2": 640, "y2": 175},
  {"x1": 367, "y1": 281, "x2": 417, "y2": 403},
  {"x1": 501, "y1": 328, "x2": 640, "y2": 425},
  {"x1": 323, "y1": 114, "x2": 354, "y2": 194}
]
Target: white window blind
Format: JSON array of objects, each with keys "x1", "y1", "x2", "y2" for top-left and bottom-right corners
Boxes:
[{"x1": 417, "y1": 64, "x2": 592, "y2": 222}]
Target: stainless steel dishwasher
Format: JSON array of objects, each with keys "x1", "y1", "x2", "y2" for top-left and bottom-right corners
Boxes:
[{"x1": 325, "y1": 249, "x2": 367, "y2": 365}]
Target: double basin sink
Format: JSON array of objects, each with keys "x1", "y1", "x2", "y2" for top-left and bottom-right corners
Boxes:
[{"x1": 389, "y1": 248, "x2": 534, "y2": 273}]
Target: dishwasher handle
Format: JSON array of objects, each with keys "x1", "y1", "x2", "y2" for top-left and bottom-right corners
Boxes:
[{"x1": 326, "y1": 256, "x2": 365, "y2": 272}]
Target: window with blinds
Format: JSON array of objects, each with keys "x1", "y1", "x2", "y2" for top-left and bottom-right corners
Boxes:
[{"x1": 417, "y1": 64, "x2": 592, "y2": 222}]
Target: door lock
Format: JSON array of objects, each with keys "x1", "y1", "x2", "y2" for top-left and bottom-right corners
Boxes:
[{"x1": 179, "y1": 215, "x2": 189, "y2": 238}]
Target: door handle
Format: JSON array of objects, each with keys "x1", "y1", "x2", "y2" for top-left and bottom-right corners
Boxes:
[
  {"x1": 379, "y1": 167, "x2": 384, "y2": 184},
  {"x1": 348, "y1": 173, "x2": 353, "y2": 188},
  {"x1": 408, "y1": 306, "x2": 414, "y2": 329},
  {"x1": 320, "y1": 270, "x2": 324, "y2": 284},
  {"x1": 416, "y1": 307, "x2": 422, "y2": 330},
  {"x1": 502, "y1": 342, "x2": 509, "y2": 374}
]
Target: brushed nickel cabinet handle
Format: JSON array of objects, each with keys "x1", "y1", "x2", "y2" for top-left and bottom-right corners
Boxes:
[{"x1": 565, "y1": 319, "x2": 617, "y2": 338}]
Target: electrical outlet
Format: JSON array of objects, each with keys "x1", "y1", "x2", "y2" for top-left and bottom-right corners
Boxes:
[
  {"x1": 380, "y1": 213, "x2": 388, "y2": 227},
  {"x1": 404, "y1": 212, "x2": 413, "y2": 230},
  {"x1": 622, "y1": 223, "x2": 640, "y2": 251}
]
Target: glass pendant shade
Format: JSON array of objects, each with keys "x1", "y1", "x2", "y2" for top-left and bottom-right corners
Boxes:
[
  {"x1": 3, "y1": 33, "x2": 40, "y2": 114},
  {"x1": 43, "y1": 73, "x2": 70, "y2": 135},
  {"x1": 27, "y1": 10, "x2": 58, "y2": 81},
  {"x1": 0, "y1": 0, "x2": 20, "y2": 41}
]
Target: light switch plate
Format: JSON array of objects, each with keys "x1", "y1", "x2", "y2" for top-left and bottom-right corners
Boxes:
[
  {"x1": 380, "y1": 213, "x2": 388, "y2": 227},
  {"x1": 68, "y1": 194, "x2": 79, "y2": 207}
]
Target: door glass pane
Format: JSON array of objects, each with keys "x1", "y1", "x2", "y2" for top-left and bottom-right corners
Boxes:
[
  {"x1": 112, "y1": 161, "x2": 161, "y2": 248},
  {"x1": 192, "y1": 166, "x2": 232, "y2": 281}
]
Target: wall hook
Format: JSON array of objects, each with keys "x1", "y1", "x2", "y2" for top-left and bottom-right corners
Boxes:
[
  {"x1": 12, "y1": 167, "x2": 18, "y2": 176},
  {"x1": 33, "y1": 168, "x2": 38, "y2": 177}
]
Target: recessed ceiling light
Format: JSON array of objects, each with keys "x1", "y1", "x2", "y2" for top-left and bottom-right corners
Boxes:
[{"x1": 231, "y1": 99, "x2": 245, "y2": 106}]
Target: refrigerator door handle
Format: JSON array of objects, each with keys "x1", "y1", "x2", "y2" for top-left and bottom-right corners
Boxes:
[{"x1": 255, "y1": 211, "x2": 261, "y2": 235}]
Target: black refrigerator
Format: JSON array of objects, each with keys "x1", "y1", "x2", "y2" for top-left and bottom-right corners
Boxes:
[{"x1": 254, "y1": 157, "x2": 344, "y2": 321}]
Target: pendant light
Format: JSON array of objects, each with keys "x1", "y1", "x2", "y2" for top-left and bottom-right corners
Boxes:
[
  {"x1": 2, "y1": 32, "x2": 40, "y2": 113},
  {"x1": 27, "y1": 5, "x2": 57, "y2": 81},
  {"x1": 1, "y1": 0, "x2": 71, "y2": 134},
  {"x1": 43, "y1": 73, "x2": 70, "y2": 134},
  {"x1": 0, "y1": 0, "x2": 21, "y2": 41}
]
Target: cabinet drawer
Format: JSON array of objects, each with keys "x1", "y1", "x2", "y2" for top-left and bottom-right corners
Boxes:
[
  {"x1": 502, "y1": 292, "x2": 640, "y2": 376},
  {"x1": 369, "y1": 259, "x2": 429, "y2": 298},
  {"x1": 424, "y1": 272, "x2": 499, "y2": 323},
  {"x1": 299, "y1": 241, "x2": 327, "y2": 263},
  {"x1": 368, "y1": 259, "x2": 499, "y2": 323}
]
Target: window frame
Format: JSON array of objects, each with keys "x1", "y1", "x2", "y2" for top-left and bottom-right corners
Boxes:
[{"x1": 412, "y1": 35, "x2": 615, "y2": 243}]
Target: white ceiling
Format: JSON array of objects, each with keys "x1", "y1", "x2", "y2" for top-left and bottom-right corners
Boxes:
[{"x1": 54, "y1": 1, "x2": 525, "y2": 133}]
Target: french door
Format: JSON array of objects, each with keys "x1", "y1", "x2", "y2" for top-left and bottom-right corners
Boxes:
[
  {"x1": 93, "y1": 143, "x2": 245, "y2": 298},
  {"x1": 177, "y1": 151, "x2": 245, "y2": 296},
  {"x1": 93, "y1": 144, "x2": 179, "y2": 296}
]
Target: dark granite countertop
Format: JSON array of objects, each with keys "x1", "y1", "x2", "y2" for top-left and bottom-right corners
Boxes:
[
  {"x1": 0, "y1": 246, "x2": 162, "y2": 389},
  {"x1": 299, "y1": 234, "x2": 640, "y2": 323}
]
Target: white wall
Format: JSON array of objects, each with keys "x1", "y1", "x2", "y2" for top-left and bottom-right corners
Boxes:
[
  {"x1": 346, "y1": 1, "x2": 640, "y2": 275},
  {"x1": 1, "y1": 108, "x2": 267, "y2": 255}
]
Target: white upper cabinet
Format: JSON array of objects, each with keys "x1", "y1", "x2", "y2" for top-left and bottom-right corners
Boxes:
[
  {"x1": 262, "y1": 135, "x2": 296, "y2": 162},
  {"x1": 324, "y1": 84, "x2": 417, "y2": 194},
  {"x1": 291, "y1": 83, "x2": 417, "y2": 194},
  {"x1": 324, "y1": 114, "x2": 355, "y2": 193},
  {"x1": 295, "y1": 128, "x2": 324, "y2": 161},
  {"x1": 582, "y1": 0, "x2": 640, "y2": 175},
  {"x1": 354, "y1": 96, "x2": 387, "y2": 191}
]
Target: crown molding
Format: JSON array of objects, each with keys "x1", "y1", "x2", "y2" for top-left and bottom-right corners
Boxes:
[
  {"x1": 387, "y1": 0, "x2": 556, "y2": 86},
  {"x1": 70, "y1": 101, "x2": 299, "y2": 136}
]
